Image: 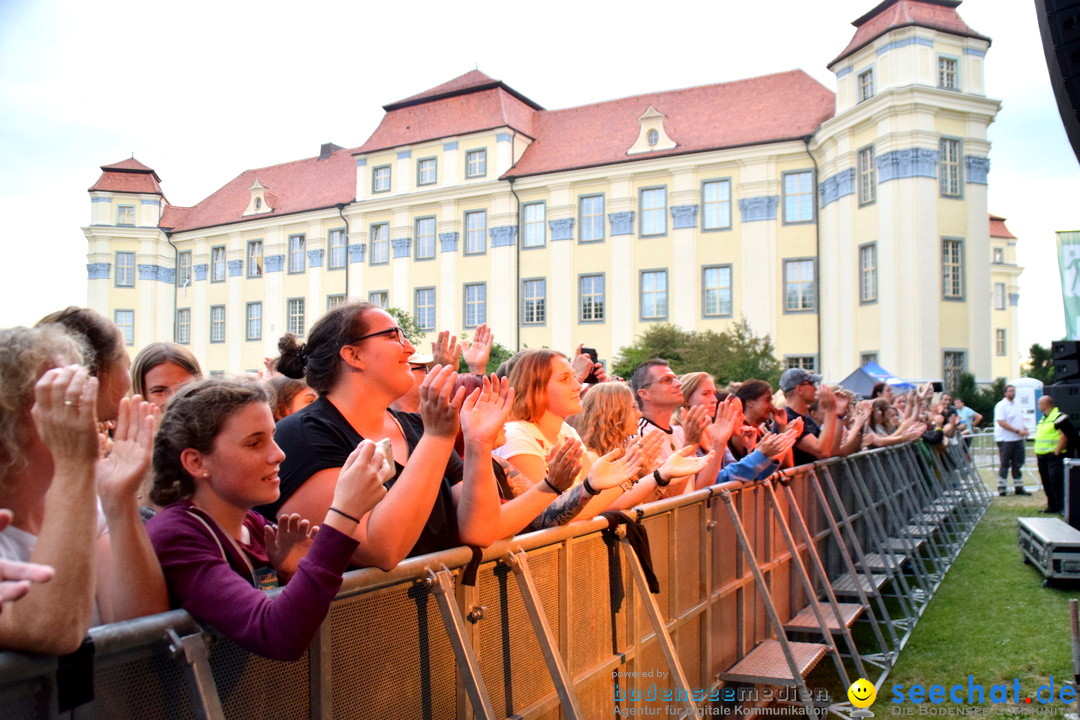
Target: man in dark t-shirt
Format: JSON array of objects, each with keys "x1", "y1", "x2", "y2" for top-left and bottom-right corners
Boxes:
[{"x1": 777, "y1": 368, "x2": 838, "y2": 468}]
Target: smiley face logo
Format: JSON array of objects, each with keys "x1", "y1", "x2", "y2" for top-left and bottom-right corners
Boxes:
[{"x1": 848, "y1": 678, "x2": 876, "y2": 708}]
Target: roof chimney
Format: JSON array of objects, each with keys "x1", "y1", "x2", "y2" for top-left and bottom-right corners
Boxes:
[{"x1": 319, "y1": 142, "x2": 344, "y2": 160}]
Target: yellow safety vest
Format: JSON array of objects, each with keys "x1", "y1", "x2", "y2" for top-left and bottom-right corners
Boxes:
[{"x1": 1034, "y1": 407, "x2": 1062, "y2": 455}]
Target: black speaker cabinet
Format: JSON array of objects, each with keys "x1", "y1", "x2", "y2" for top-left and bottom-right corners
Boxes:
[{"x1": 1036, "y1": 0, "x2": 1080, "y2": 162}]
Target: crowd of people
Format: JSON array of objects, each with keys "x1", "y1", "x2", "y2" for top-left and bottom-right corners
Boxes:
[{"x1": 0, "y1": 302, "x2": 973, "y2": 660}]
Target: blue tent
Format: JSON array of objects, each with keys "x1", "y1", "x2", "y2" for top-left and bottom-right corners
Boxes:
[{"x1": 838, "y1": 362, "x2": 916, "y2": 398}]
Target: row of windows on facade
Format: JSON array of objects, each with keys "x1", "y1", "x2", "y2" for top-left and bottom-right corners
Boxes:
[
  {"x1": 118, "y1": 236, "x2": 989, "y2": 314},
  {"x1": 157, "y1": 140, "x2": 969, "y2": 284},
  {"x1": 855, "y1": 56, "x2": 961, "y2": 105},
  {"x1": 370, "y1": 148, "x2": 488, "y2": 192},
  {"x1": 856, "y1": 138, "x2": 967, "y2": 205}
]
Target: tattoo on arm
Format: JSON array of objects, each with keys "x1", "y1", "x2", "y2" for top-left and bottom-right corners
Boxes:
[{"x1": 527, "y1": 484, "x2": 591, "y2": 530}]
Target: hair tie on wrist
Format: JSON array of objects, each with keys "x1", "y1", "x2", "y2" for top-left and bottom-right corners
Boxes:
[
  {"x1": 583, "y1": 477, "x2": 601, "y2": 496},
  {"x1": 328, "y1": 506, "x2": 360, "y2": 524},
  {"x1": 653, "y1": 469, "x2": 671, "y2": 488},
  {"x1": 543, "y1": 477, "x2": 563, "y2": 495}
]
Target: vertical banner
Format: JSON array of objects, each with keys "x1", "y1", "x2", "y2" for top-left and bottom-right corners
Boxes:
[{"x1": 1058, "y1": 231, "x2": 1080, "y2": 340}]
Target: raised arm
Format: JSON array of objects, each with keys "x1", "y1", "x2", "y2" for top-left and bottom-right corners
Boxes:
[
  {"x1": 94, "y1": 395, "x2": 168, "y2": 624},
  {"x1": 0, "y1": 367, "x2": 99, "y2": 653}
]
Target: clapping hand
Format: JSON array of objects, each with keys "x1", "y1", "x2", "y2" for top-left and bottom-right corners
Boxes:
[
  {"x1": 461, "y1": 324, "x2": 493, "y2": 374},
  {"x1": 265, "y1": 513, "x2": 316, "y2": 579},
  {"x1": 459, "y1": 374, "x2": 513, "y2": 448}
]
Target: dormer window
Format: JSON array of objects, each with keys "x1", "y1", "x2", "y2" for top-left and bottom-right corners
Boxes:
[
  {"x1": 244, "y1": 179, "x2": 272, "y2": 216},
  {"x1": 628, "y1": 106, "x2": 677, "y2": 155}
]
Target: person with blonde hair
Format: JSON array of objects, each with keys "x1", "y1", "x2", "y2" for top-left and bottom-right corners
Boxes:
[
  {"x1": 496, "y1": 350, "x2": 670, "y2": 522},
  {"x1": 0, "y1": 325, "x2": 165, "y2": 653}
]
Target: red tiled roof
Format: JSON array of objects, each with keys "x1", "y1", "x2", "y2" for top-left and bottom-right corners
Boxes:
[
  {"x1": 504, "y1": 70, "x2": 835, "y2": 179},
  {"x1": 159, "y1": 146, "x2": 356, "y2": 233},
  {"x1": 989, "y1": 214, "x2": 1016, "y2": 239},
  {"x1": 830, "y1": 0, "x2": 990, "y2": 68},
  {"x1": 88, "y1": 156, "x2": 164, "y2": 195},
  {"x1": 358, "y1": 85, "x2": 539, "y2": 154},
  {"x1": 389, "y1": 70, "x2": 496, "y2": 107}
]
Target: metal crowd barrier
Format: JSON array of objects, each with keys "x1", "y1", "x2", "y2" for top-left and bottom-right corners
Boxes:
[{"x1": 0, "y1": 441, "x2": 989, "y2": 719}]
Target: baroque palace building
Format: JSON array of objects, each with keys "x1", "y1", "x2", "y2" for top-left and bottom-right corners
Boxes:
[{"x1": 84, "y1": 0, "x2": 1022, "y2": 388}]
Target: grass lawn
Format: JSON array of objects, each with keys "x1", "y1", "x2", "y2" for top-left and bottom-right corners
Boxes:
[{"x1": 879, "y1": 474, "x2": 1078, "y2": 711}]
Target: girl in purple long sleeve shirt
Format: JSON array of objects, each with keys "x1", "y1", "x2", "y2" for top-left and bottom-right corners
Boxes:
[{"x1": 146, "y1": 379, "x2": 390, "y2": 661}]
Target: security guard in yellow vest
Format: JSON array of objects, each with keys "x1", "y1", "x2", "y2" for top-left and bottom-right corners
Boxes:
[{"x1": 1035, "y1": 395, "x2": 1067, "y2": 513}]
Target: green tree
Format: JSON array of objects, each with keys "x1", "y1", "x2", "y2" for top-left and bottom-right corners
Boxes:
[
  {"x1": 385, "y1": 307, "x2": 425, "y2": 345},
  {"x1": 954, "y1": 372, "x2": 1006, "y2": 428},
  {"x1": 611, "y1": 318, "x2": 782, "y2": 386},
  {"x1": 1025, "y1": 343, "x2": 1055, "y2": 385}
]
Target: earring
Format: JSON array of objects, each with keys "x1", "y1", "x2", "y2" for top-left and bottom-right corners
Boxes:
[{"x1": 203, "y1": 473, "x2": 209, "y2": 478}]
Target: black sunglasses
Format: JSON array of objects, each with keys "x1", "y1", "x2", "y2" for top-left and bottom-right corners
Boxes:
[{"x1": 347, "y1": 326, "x2": 407, "y2": 346}]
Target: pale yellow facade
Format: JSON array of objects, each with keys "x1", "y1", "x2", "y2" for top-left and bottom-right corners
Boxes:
[{"x1": 84, "y1": 2, "x2": 1020, "y2": 388}]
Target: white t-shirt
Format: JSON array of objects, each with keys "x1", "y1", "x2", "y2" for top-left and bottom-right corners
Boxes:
[
  {"x1": 494, "y1": 420, "x2": 588, "y2": 485},
  {"x1": 0, "y1": 505, "x2": 108, "y2": 625},
  {"x1": 993, "y1": 398, "x2": 1025, "y2": 442}
]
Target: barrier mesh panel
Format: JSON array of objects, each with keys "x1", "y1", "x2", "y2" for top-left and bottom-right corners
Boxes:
[
  {"x1": 578, "y1": 662, "x2": 619, "y2": 718},
  {"x1": 641, "y1": 514, "x2": 670, "y2": 622},
  {"x1": 476, "y1": 549, "x2": 559, "y2": 716},
  {"x1": 88, "y1": 652, "x2": 198, "y2": 719},
  {"x1": 211, "y1": 638, "x2": 309, "y2": 719},
  {"x1": 675, "y1": 506, "x2": 703, "y2": 615},
  {"x1": 567, "y1": 533, "x2": 627, "y2": 676},
  {"x1": 329, "y1": 582, "x2": 455, "y2": 720},
  {"x1": 676, "y1": 617, "x2": 702, "y2": 690}
]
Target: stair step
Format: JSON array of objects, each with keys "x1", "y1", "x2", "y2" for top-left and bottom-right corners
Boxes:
[
  {"x1": 784, "y1": 603, "x2": 865, "y2": 633},
  {"x1": 862, "y1": 552, "x2": 908, "y2": 572},
  {"x1": 719, "y1": 640, "x2": 828, "y2": 685},
  {"x1": 832, "y1": 572, "x2": 888, "y2": 597}
]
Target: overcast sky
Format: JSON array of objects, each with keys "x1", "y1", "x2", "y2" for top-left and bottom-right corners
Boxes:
[{"x1": 1, "y1": 0, "x2": 1076, "y2": 374}]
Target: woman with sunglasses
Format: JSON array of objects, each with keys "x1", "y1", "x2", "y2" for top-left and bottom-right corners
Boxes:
[{"x1": 261, "y1": 303, "x2": 500, "y2": 571}]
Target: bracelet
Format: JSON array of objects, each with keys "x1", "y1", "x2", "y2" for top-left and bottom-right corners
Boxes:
[
  {"x1": 583, "y1": 477, "x2": 601, "y2": 495},
  {"x1": 543, "y1": 477, "x2": 563, "y2": 495},
  {"x1": 653, "y1": 469, "x2": 671, "y2": 488},
  {"x1": 328, "y1": 507, "x2": 361, "y2": 524}
]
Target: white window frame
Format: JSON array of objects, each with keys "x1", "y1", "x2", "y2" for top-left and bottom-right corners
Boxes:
[
  {"x1": 702, "y1": 265, "x2": 733, "y2": 318},
  {"x1": 940, "y1": 138, "x2": 963, "y2": 197},
  {"x1": 415, "y1": 287, "x2": 436, "y2": 331},
  {"x1": 114, "y1": 309, "x2": 134, "y2": 345},
  {"x1": 246, "y1": 302, "x2": 262, "y2": 341},
  {"x1": 465, "y1": 149, "x2": 487, "y2": 178},
  {"x1": 464, "y1": 210, "x2": 486, "y2": 255},
  {"x1": 372, "y1": 165, "x2": 391, "y2": 193},
  {"x1": 859, "y1": 243, "x2": 878, "y2": 304},
  {"x1": 288, "y1": 234, "x2": 306, "y2": 273},
  {"x1": 247, "y1": 240, "x2": 263, "y2": 278},
  {"x1": 287, "y1": 298, "x2": 305, "y2": 337},
  {"x1": 175, "y1": 308, "x2": 191, "y2": 344},
  {"x1": 464, "y1": 283, "x2": 486, "y2": 328},
  {"x1": 417, "y1": 157, "x2": 437, "y2": 186},
  {"x1": 579, "y1": 274, "x2": 605, "y2": 323},
  {"x1": 701, "y1": 179, "x2": 732, "y2": 231},
  {"x1": 942, "y1": 238, "x2": 964, "y2": 299},
  {"x1": 857, "y1": 68, "x2": 874, "y2": 102},
  {"x1": 116, "y1": 205, "x2": 135, "y2": 226},
  {"x1": 640, "y1": 269, "x2": 668, "y2": 321},
  {"x1": 209, "y1": 305, "x2": 225, "y2": 343},
  {"x1": 782, "y1": 170, "x2": 814, "y2": 224},
  {"x1": 858, "y1": 146, "x2": 876, "y2": 206},
  {"x1": 369, "y1": 223, "x2": 389, "y2": 265},
  {"x1": 639, "y1": 187, "x2": 667, "y2": 237},
  {"x1": 115, "y1": 251, "x2": 135, "y2": 288},
  {"x1": 211, "y1": 246, "x2": 226, "y2": 283},
  {"x1": 367, "y1": 290, "x2": 388, "y2": 308},
  {"x1": 938, "y1": 55, "x2": 959, "y2": 90},
  {"x1": 328, "y1": 228, "x2": 347, "y2": 270},
  {"x1": 579, "y1": 194, "x2": 605, "y2": 242},
  {"x1": 177, "y1": 251, "x2": 192, "y2": 288},
  {"x1": 783, "y1": 259, "x2": 817, "y2": 313},
  {"x1": 522, "y1": 202, "x2": 546, "y2": 248},
  {"x1": 521, "y1": 278, "x2": 546, "y2": 325},
  {"x1": 415, "y1": 216, "x2": 436, "y2": 260}
]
